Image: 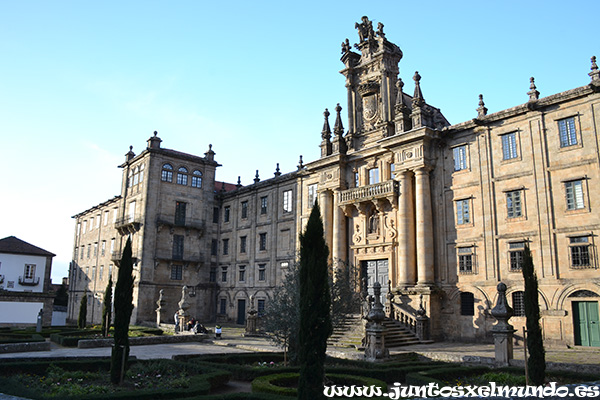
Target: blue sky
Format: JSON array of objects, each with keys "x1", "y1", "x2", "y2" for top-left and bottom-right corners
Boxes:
[{"x1": 0, "y1": 1, "x2": 597, "y2": 282}]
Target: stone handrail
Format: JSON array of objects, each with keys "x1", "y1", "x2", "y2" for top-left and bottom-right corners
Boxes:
[
  {"x1": 339, "y1": 180, "x2": 398, "y2": 205},
  {"x1": 390, "y1": 302, "x2": 418, "y2": 333}
]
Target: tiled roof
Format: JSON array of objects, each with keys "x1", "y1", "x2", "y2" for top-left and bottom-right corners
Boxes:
[{"x1": 0, "y1": 236, "x2": 55, "y2": 257}]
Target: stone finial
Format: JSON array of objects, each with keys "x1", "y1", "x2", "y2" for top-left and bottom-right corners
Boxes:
[
  {"x1": 412, "y1": 71, "x2": 424, "y2": 107},
  {"x1": 220, "y1": 181, "x2": 226, "y2": 192},
  {"x1": 527, "y1": 77, "x2": 540, "y2": 101},
  {"x1": 333, "y1": 103, "x2": 344, "y2": 136},
  {"x1": 477, "y1": 94, "x2": 488, "y2": 118},
  {"x1": 321, "y1": 108, "x2": 331, "y2": 140},
  {"x1": 367, "y1": 282, "x2": 386, "y2": 324},
  {"x1": 491, "y1": 282, "x2": 514, "y2": 330},
  {"x1": 297, "y1": 155, "x2": 304, "y2": 170},
  {"x1": 254, "y1": 170, "x2": 260, "y2": 183},
  {"x1": 274, "y1": 163, "x2": 281, "y2": 177},
  {"x1": 125, "y1": 145, "x2": 135, "y2": 162},
  {"x1": 395, "y1": 78, "x2": 405, "y2": 106},
  {"x1": 236, "y1": 176, "x2": 242, "y2": 188},
  {"x1": 590, "y1": 56, "x2": 600, "y2": 83},
  {"x1": 204, "y1": 144, "x2": 215, "y2": 161}
]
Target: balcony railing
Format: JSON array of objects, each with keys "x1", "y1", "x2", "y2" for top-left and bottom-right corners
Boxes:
[
  {"x1": 155, "y1": 251, "x2": 204, "y2": 264},
  {"x1": 339, "y1": 180, "x2": 399, "y2": 205},
  {"x1": 114, "y1": 216, "x2": 142, "y2": 235},
  {"x1": 18, "y1": 276, "x2": 40, "y2": 286},
  {"x1": 156, "y1": 215, "x2": 205, "y2": 233}
]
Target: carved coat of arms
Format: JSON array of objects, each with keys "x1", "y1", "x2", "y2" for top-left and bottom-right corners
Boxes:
[{"x1": 363, "y1": 94, "x2": 378, "y2": 121}]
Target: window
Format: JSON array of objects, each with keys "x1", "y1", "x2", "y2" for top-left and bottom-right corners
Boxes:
[
  {"x1": 24, "y1": 264, "x2": 36, "y2": 280},
  {"x1": 177, "y1": 167, "x2": 188, "y2": 185},
  {"x1": 89, "y1": 217, "x2": 94, "y2": 230},
  {"x1": 93, "y1": 242, "x2": 98, "y2": 258},
  {"x1": 101, "y1": 241, "x2": 106, "y2": 256},
  {"x1": 99, "y1": 265, "x2": 104, "y2": 280},
  {"x1": 240, "y1": 236, "x2": 247, "y2": 253},
  {"x1": 211, "y1": 239, "x2": 218, "y2": 256},
  {"x1": 280, "y1": 261, "x2": 289, "y2": 269},
  {"x1": 191, "y1": 170, "x2": 202, "y2": 188},
  {"x1": 170, "y1": 265, "x2": 183, "y2": 280},
  {"x1": 222, "y1": 239, "x2": 229, "y2": 255},
  {"x1": 570, "y1": 236, "x2": 592, "y2": 268},
  {"x1": 224, "y1": 206, "x2": 231, "y2": 222},
  {"x1": 77, "y1": 222, "x2": 81, "y2": 236},
  {"x1": 219, "y1": 298, "x2": 227, "y2": 314},
  {"x1": 87, "y1": 244, "x2": 91, "y2": 258},
  {"x1": 308, "y1": 184, "x2": 317, "y2": 207},
  {"x1": 456, "y1": 199, "x2": 471, "y2": 225},
  {"x1": 238, "y1": 265, "x2": 246, "y2": 282},
  {"x1": 354, "y1": 171, "x2": 360, "y2": 187},
  {"x1": 509, "y1": 242, "x2": 525, "y2": 272},
  {"x1": 132, "y1": 166, "x2": 140, "y2": 186},
  {"x1": 173, "y1": 235, "x2": 184, "y2": 260},
  {"x1": 139, "y1": 164, "x2": 145, "y2": 183},
  {"x1": 512, "y1": 291, "x2": 525, "y2": 317},
  {"x1": 80, "y1": 246, "x2": 84, "y2": 259},
  {"x1": 241, "y1": 201, "x2": 248, "y2": 219},
  {"x1": 212, "y1": 207, "x2": 219, "y2": 223},
  {"x1": 258, "y1": 264, "x2": 266, "y2": 281},
  {"x1": 91, "y1": 266, "x2": 96, "y2": 280},
  {"x1": 260, "y1": 196, "x2": 268, "y2": 215},
  {"x1": 390, "y1": 163, "x2": 396, "y2": 179},
  {"x1": 110, "y1": 238, "x2": 115, "y2": 254},
  {"x1": 128, "y1": 201, "x2": 136, "y2": 222},
  {"x1": 369, "y1": 168, "x2": 380, "y2": 184},
  {"x1": 501, "y1": 132, "x2": 518, "y2": 160},
  {"x1": 506, "y1": 190, "x2": 523, "y2": 219},
  {"x1": 257, "y1": 299, "x2": 265, "y2": 316},
  {"x1": 209, "y1": 266, "x2": 216, "y2": 282},
  {"x1": 83, "y1": 220, "x2": 87, "y2": 233},
  {"x1": 283, "y1": 190, "x2": 293, "y2": 213},
  {"x1": 460, "y1": 292, "x2": 475, "y2": 316},
  {"x1": 161, "y1": 163, "x2": 173, "y2": 182},
  {"x1": 113, "y1": 208, "x2": 118, "y2": 223},
  {"x1": 458, "y1": 247, "x2": 474, "y2": 274},
  {"x1": 175, "y1": 201, "x2": 186, "y2": 226},
  {"x1": 453, "y1": 145, "x2": 467, "y2": 171},
  {"x1": 74, "y1": 247, "x2": 79, "y2": 260},
  {"x1": 558, "y1": 117, "x2": 577, "y2": 147},
  {"x1": 103, "y1": 211, "x2": 109, "y2": 226},
  {"x1": 565, "y1": 180, "x2": 585, "y2": 210},
  {"x1": 259, "y1": 233, "x2": 267, "y2": 251},
  {"x1": 221, "y1": 267, "x2": 228, "y2": 282}
]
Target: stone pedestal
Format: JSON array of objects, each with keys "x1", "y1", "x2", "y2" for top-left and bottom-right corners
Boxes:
[
  {"x1": 491, "y1": 282, "x2": 516, "y2": 366},
  {"x1": 245, "y1": 296, "x2": 259, "y2": 336},
  {"x1": 415, "y1": 294, "x2": 430, "y2": 341},
  {"x1": 155, "y1": 289, "x2": 165, "y2": 327},
  {"x1": 177, "y1": 286, "x2": 191, "y2": 333},
  {"x1": 364, "y1": 282, "x2": 389, "y2": 362}
]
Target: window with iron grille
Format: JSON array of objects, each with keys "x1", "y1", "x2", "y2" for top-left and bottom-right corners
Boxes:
[
  {"x1": 458, "y1": 247, "x2": 474, "y2": 274},
  {"x1": 170, "y1": 265, "x2": 183, "y2": 280},
  {"x1": 175, "y1": 201, "x2": 186, "y2": 226},
  {"x1": 506, "y1": 190, "x2": 523, "y2": 219},
  {"x1": 460, "y1": 292, "x2": 475, "y2": 316},
  {"x1": 570, "y1": 236, "x2": 592, "y2": 268},
  {"x1": 565, "y1": 180, "x2": 585, "y2": 210},
  {"x1": 24, "y1": 264, "x2": 36, "y2": 280},
  {"x1": 512, "y1": 291, "x2": 525, "y2": 317},
  {"x1": 558, "y1": 117, "x2": 577, "y2": 148}
]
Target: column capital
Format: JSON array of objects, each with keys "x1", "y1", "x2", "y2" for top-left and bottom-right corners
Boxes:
[{"x1": 414, "y1": 165, "x2": 433, "y2": 175}]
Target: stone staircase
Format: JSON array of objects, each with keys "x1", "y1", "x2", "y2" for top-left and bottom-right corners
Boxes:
[{"x1": 328, "y1": 314, "x2": 423, "y2": 349}]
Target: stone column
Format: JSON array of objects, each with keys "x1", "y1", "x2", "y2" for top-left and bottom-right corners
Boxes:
[
  {"x1": 397, "y1": 170, "x2": 416, "y2": 287},
  {"x1": 415, "y1": 167, "x2": 434, "y2": 285},
  {"x1": 332, "y1": 195, "x2": 347, "y2": 268}
]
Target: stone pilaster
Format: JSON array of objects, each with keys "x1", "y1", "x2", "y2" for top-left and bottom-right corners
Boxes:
[
  {"x1": 332, "y1": 195, "x2": 347, "y2": 268},
  {"x1": 415, "y1": 167, "x2": 434, "y2": 285},
  {"x1": 397, "y1": 170, "x2": 416, "y2": 287}
]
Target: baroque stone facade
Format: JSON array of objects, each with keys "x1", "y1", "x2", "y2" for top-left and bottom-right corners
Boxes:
[{"x1": 69, "y1": 17, "x2": 600, "y2": 347}]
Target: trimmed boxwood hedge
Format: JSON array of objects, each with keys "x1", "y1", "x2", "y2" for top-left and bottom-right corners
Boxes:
[
  {"x1": 251, "y1": 372, "x2": 388, "y2": 398},
  {"x1": 50, "y1": 326, "x2": 165, "y2": 347},
  {"x1": 0, "y1": 359, "x2": 231, "y2": 400},
  {"x1": 0, "y1": 333, "x2": 45, "y2": 344}
]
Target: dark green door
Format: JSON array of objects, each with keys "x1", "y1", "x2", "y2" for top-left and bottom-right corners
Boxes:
[
  {"x1": 573, "y1": 301, "x2": 600, "y2": 347},
  {"x1": 237, "y1": 299, "x2": 246, "y2": 325}
]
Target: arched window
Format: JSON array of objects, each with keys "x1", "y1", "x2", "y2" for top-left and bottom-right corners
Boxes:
[
  {"x1": 191, "y1": 170, "x2": 203, "y2": 188},
  {"x1": 161, "y1": 163, "x2": 173, "y2": 182},
  {"x1": 177, "y1": 167, "x2": 188, "y2": 185},
  {"x1": 460, "y1": 292, "x2": 475, "y2": 316},
  {"x1": 132, "y1": 166, "x2": 140, "y2": 186}
]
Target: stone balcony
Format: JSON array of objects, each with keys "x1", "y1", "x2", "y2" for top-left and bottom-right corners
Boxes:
[
  {"x1": 114, "y1": 216, "x2": 142, "y2": 235},
  {"x1": 338, "y1": 180, "x2": 399, "y2": 206}
]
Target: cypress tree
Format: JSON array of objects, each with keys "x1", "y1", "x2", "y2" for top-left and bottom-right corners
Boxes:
[
  {"x1": 101, "y1": 275, "x2": 113, "y2": 337},
  {"x1": 298, "y1": 202, "x2": 332, "y2": 400},
  {"x1": 522, "y1": 244, "x2": 546, "y2": 385},
  {"x1": 110, "y1": 238, "x2": 135, "y2": 384},
  {"x1": 77, "y1": 291, "x2": 87, "y2": 329}
]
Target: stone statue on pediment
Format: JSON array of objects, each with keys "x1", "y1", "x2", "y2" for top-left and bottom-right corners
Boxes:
[{"x1": 355, "y1": 16, "x2": 374, "y2": 43}]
